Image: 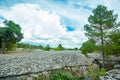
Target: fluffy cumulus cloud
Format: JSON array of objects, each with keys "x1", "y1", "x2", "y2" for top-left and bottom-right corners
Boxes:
[
  {"x1": 0, "y1": 3, "x2": 86, "y2": 48},
  {"x1": 0, "y1": 0, "x2": 120, "y2": 48}
]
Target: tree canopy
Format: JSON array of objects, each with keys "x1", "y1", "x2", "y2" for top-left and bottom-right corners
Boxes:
[
  {"x1": 83, "y1": 5, "x2": 120, "y2": 67},
  {"x1": 0, "y1": 20, "x2": 23, "y2": 52},
  {"x1": 80, "y1": 39, "x2": 97, "y2": 55}
]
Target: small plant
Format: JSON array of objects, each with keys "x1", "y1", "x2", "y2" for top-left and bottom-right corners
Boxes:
[
  {"x1": 49, "y1": 70, "x2": 78, "y2": 80},
  {"x1": 43, "y1": 45, "x2": 51, "y2": 51},
  {"x1": 84, "y1": 65, "x2": 106, "y2": 80},
  {"x1": 84, "y1": 68, "x2": 98, "y2": 80},
  {"x1": 98, "y1": 68, "x2": 106, "y2": 76}
]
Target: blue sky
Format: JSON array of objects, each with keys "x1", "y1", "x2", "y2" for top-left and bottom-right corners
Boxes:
[{"x1": 0, "y1": 0, "x2": 120, "y2": 48}]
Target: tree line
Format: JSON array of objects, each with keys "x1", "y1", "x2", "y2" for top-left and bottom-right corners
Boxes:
[{"x1": 17, "y1": 43, "x2": 78, "y2": 51}]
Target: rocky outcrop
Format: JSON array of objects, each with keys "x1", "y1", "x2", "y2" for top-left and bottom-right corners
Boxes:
[
  {"x1": 99, "y1": 69, "x2": 120, "y2": 80},
  {"x1": 114, "y1": 64, "x2": 120, "y2": 69},
  {"x1": 87, "y1": 52, "x2": 102, "y2": 59},
  {"x1": 0, "y1": 51, "x2": 93, "y2": 80}
]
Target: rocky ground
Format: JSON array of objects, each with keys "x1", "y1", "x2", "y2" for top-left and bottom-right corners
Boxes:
[
  {"x1": 99, "y1": 69, "x2": 120, "y2": 80},
  {"x1": 0, "y1": 50, "x2": 120, "y2": 80},
  {"x1": 87, "y1": 53, "x2": 120, "y2": 80},
  {"x1": 0, "y1": 50, "x2": 92, "y2": 79}
]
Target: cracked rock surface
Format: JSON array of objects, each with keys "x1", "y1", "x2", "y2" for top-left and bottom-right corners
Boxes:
[{"x1": 0, "y1": 50, "x2": 92, "y2": 78}]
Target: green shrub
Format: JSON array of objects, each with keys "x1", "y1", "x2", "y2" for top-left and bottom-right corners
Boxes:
[
  {"x1": 74, "y1": 47, "x2": 78, "y2": 50},
  {"x1": 6, "y1": 43, "x2": 17, "y2": 51},
  {"x1": 84, "y1": 66, "x2": 106, "y2": 80},
  {"x1": 49, "y1": 70, "x2": 78, "y2": 80},
  {"x1": 98, "y1": 68, "x2": 106, "y2": 76},
  {"x1": 43, "y1": 45, "x2": 51, "y2": 51},
  {"x1": 85, "y1": 68, "x2": 98, "y2": 80},
  {"x1": 54, "y1": 44, "x2": 64, "y2": 51},
  {"x1": 80, "y1": 39, "x2": 97, "y2": 55}
]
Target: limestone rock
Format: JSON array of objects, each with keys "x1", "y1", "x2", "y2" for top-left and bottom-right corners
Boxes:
[
  {"x1": 114, "y1": 64, "x2": 120, "y2": 69},
  {"x1": 87, "y1": 52, "x2": 102, "y2": 59},
  {"x1": 99, "y1": 69, "x2": 120, "y2": 80},
  {"x1": 0, "y1": 51, "x2": 92, "y2": 78}
]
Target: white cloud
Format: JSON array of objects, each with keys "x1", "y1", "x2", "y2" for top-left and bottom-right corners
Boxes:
[
  {"x1": 104, "y1": 0, "x2": 120, "y2": 22},
  {"x1": 0, "y1": 3, "x2": 87, "y2": 48}
]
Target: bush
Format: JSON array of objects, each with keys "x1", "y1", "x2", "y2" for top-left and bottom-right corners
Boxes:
[
  {"x1": 80, "y1": 39, "x2": 97, "y2": 55},
  {"x1": 84, "y1": 65, "x2": 106, "y2": 80},
  {"x1": 98, "y1": 68, "x2": 106, "y2": 76},
  {"x1": 43, "y1": 45, "x2": 51, "y2": 51},
  {"x1": 49, "y1": 70, "x2": 78, "y2": 80},
  {"x1": 54, "y1": 44, "x2": 64, "y2": 51},
  {"x1": 6, "y1": 43, "x2": 17, "y2": 51},
  {"x1": 85, "y1": 68, "x2": 98, "y2": 80},
  {"x1": 74, "y1": 47, "x2": 78, "y2": 50}
]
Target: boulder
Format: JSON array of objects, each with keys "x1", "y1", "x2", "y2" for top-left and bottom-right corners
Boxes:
[
  {"x1": 99, "y1": 69, "x2": 120, "y2": 80},
  {"x1": 87, "y1": 52, "x2": 102, "y2": 59},
  {"x1": 114, "y1": 64, "x2": 120, "y2": 69}
]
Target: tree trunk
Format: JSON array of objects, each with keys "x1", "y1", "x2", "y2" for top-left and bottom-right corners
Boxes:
[
  {"x1": 1, "y1": 41, "x2": 5, "y2": 53},
  {"x1": 101, "y1": 43, "x2": 105, "y2": 68},
  {"x1": 100, "y1": 26, "x2": 105, "y2": 68}
]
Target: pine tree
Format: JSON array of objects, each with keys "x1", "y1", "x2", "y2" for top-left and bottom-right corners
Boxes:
[{"x1": 84, "y1": 5, "x2": 119, "y2": 68}]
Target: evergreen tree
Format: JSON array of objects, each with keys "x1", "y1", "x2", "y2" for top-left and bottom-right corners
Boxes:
[{"x1": 84, "y1": 5, "x2": 119, "y2": 67}]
